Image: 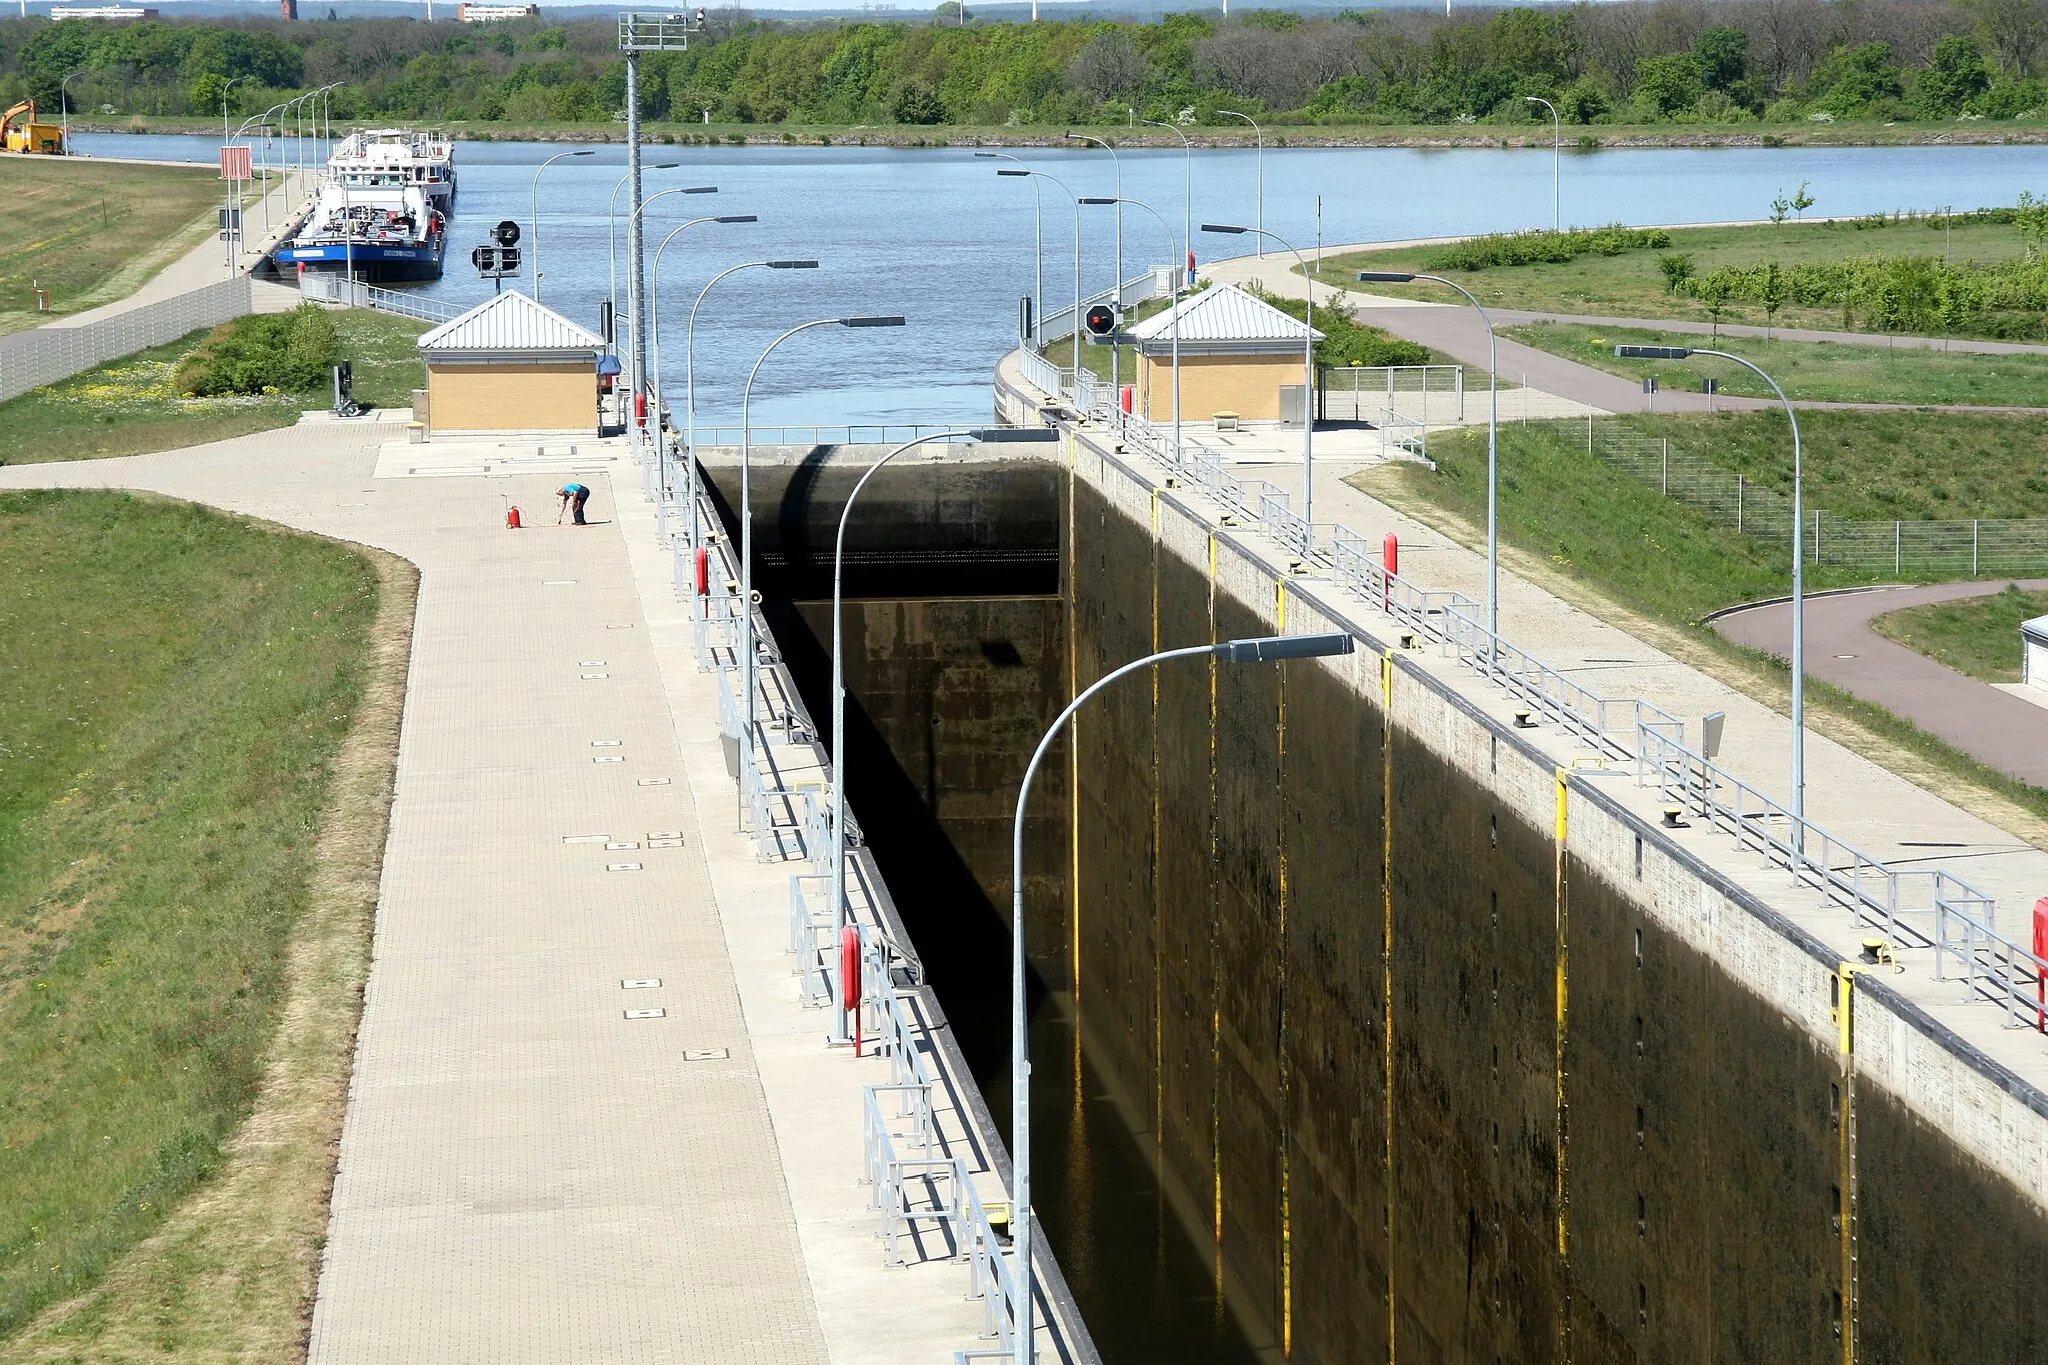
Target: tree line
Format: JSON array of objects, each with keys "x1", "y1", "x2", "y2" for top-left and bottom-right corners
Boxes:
[{"x1": 7, "y1": 1, "x2": 2048, "y2": 128}]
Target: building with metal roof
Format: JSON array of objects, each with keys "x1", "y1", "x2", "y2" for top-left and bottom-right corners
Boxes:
[
  {"x1": 1120, "y1": 283, "x2": 1322, "y2": 425},
  {"x1": 417, "y1": 290, "x2": 605, "y2": 437}
]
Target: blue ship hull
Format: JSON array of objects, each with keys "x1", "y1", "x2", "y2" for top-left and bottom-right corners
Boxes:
[{"x1": 276, "y1": 236, "x2": 445, "y2": 283}]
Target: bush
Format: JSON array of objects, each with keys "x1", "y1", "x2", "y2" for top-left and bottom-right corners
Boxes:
[
  {"x1": 1423, "y1": 225, "x2": 1673, "y2": 272},
  {"x1": 174, "y1": 306, "x2": 338, "y2": 397},
  {"x1": 1246, "y1": 287, "x2": 1432, "y2": 367}
]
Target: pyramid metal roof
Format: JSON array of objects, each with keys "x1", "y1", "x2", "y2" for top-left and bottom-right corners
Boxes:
[
  {"x1": 418, "y1": 289, "x2": 604, "y2": 355},
  {"x1": 1125, "y1": 283, "x2": 1324, "y2": 346}
]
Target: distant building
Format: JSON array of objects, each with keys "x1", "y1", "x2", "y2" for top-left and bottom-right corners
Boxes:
[
  {"x1": 49, "y1": 6, "x2": 159, "y2": 18},
  {"x1": 457, "y1": 3, "x2": 539, "y2": 19}
]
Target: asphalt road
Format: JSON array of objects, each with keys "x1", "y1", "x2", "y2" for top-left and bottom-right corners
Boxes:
[{"x1": 1712, "y1": 579, "x2": 2048, "y2": 788}]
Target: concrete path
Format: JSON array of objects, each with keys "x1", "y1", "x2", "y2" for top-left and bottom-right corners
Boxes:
[
  {"x1": 1714, "y1": 580, "x2": 2048, "y2": 788},
  {"x1": 0, "y1": 424, "x2": 1015, "y2": 1362}
]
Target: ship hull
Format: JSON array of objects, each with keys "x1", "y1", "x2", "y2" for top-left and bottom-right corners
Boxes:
[{"x1": 276, "y1": 237, "x2": 445, "y2": 283}]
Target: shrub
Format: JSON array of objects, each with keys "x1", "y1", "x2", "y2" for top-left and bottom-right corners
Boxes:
[
  {"x1": 1423, "y1": 225, "x2": 1672, "y2": 272},
  {"x1": 174, "y1": 306, "x2": 338, "y2": 398}
]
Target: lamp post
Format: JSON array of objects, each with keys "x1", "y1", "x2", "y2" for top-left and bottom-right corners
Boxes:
[
  {"x1": 1524, "y1": 96, "x2": 1561, "y2": 232},
  {"x1": 1085, "y1": 196, "x2": 1180, "y2": 460},
  {"x1": 683, "y1": 259, "x2": 818, "y2": 554},
  {"x1": 60, "y1": 68, "x2": 84, "y2": 154},
  {"x1": 620, "y1": 183, "x2": 718, "y2": 427},
  {"x1": 977, "y1": 151, "x2": 1043, "y2": 347},
  {"x1": 1007, "y1": 630, "x2": 1357, "y2": 1365},
  {"x1": 528, "y1": 149, "x2": 595, "y2": 301},
  {"x1": 1359, "y1": 270, "x2": 1500, "y2": 637},
  {"x1": 737, "y1": 316, "x2": 907, "y2": 807},
  {"x1": 647, "y1": 213, "x2": 757, "y2": 544},
  {"x1": 1215, "y1": 109, "x2": 1263, "y2": 256},
  {"x1": 221, "y1": 76, "x2": 246, "y2": 275},
  {"x1": 1063, "y1": 133, "x2": 1122, "y2": 400},
  {"x1": 1141, "y1": 118, "x2": 1194, "y2": 286},
  {"x1": 1206, "y1": 224, "x2": 1318, "y2": 530},
  {"x1": 996, "y1": 168, "x2": 1082, "y2": 381},
  {"x1": 608, "y1": 161, "x2": 681, "y2": 351},
  {"x1": 1617, "y1": 344, "x2": 1806, "y2": 842}
]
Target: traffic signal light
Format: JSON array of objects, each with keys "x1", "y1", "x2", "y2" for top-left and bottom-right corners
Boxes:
[
  {"x1": 1085, "y1": 302, "x2": 1117, "y2": 337},
  {"x1": 492, "y1": 219, "x2": 521, "y2": 247},
  {"x1": 471, "y1": 245, "x2": 498, "y2": 272}
]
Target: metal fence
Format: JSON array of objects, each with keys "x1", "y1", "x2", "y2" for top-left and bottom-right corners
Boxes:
[
  {"x1": 1018, "y1": 350, "x2": 1069, "y2": 405},
  {"x1": 1577, "y1": 417, "x2": 2048, "y2": 575},
  {"x1": 297, "y1": 273, "x2": 466, "y2": 323},
  {"x1": 0, "y1": 275, "x2": 254, "y2": 403},
  {"x1": 1320, "y1": 363, "x2": 1465, "y2": 424},
  {"x1": 1038, "y1": 268, "x2": 1168, "y2": 344}
]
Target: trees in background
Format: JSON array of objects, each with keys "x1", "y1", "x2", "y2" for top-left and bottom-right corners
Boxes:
[{"x1": 4, "y1": 0, "x2": 2048, "y2": 128}]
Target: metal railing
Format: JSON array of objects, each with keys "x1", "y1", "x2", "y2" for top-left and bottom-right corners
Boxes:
[
  {"x1": 1039, "y1": 268, "x2": 1167, "y2": 344},
  {"x1": 1320, "y1": 363, "x2": 1465, "y2": 424},
  {"x1": 691, "y1": 424, "x2": 1022, "y2": 449},
  {"x1": 1017, "y1": 349, "x2": 1068, "y2": 403},
  {"x1": 0, "y1": 275, "x2": 255, "y2": 403},
  {"x1": 296, "y1": 273, "x2": 465, "y2": 322}
]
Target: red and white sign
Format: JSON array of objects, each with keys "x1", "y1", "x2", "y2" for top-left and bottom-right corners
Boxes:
[{"x1": 219, "y1": 145, "x2": 252, "y2": 180}]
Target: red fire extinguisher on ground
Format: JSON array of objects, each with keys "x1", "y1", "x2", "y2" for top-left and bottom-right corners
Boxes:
[{"x1": 840, "y1": 924, "x2": 862, "y2": 1056}]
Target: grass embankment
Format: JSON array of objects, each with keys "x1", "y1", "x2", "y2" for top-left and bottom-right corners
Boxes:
[
  {"x1": 1503, "y1": 322, "x2": 2048, "y2": 407},
  {"x1": 0, "y1": 491, "x2": 409, "y2": 1357},
  {"x1": 0, "y1": 158, "x2": 241, "y2": 335},
  {"x1": 1873, "y1": 585, "x2": 2048, "y2": 684},
  {"x1": 1321, "y1": 215, "x2": 2036, "y2": 334},
  {"x1": 1350, "y1": 417, "x2": 2048, "y2": 822},
  {"x1": 0, "y1": 308, "x2": 427, "y2": 466}
]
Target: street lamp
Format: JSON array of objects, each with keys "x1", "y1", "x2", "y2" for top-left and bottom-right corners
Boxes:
[
  {"x1": 1064, "y1": 132, "x2": 1122, "y2": 399},
  {"x1": 1524, "y1": 96, "x2": 1561, "y2": 232},
  {"x1": 60, "y1": 68, "x2": 84, "y2": 154},
  {"x1": 1359, "y1": 270, "x2": 1500, "y2": 637},
  {"x1": 736, "y1": 316, "x2": 908, "y2": 808},
  {"x1": 977, "y1": 152, "x2": 1042, "y2": 348},
  {"x1": 528, "y1": 149, "x2": 595, "y2": 301},
  {"x1": 1206, "y1": 224, "x2": 1319, "y2": 530},
  {"x1": 1006, "y1": 629, "x2": 1356, "y2": 1365},
  {"x1": 683, "y1": 259, "x2": 818, "y2": 555},
  {"x1": 220, "y1": 76, "x2": 246, "y2": 275},
  {"x1": 608, "y1": 161, "x2": 681, "y2": 352},
  {"x1": 1142, "y1": 119, "x2": 1194, "y2": 286},
  {"x1": 1215, "y1": 109, "x2": 1263, "y2": 255},
  {"x1": 646, "y1": 214, "x2": 757, "y2": 544},
  {"x1": 1617, "y1": 344, "x2": 1807, "y2": 842},
  {"x1": 1084, "y1": 197, "x2": 1180, "y2": 459},
  {"x1": 996, "y1": 168, "x2": 1082, "y2": 383}
]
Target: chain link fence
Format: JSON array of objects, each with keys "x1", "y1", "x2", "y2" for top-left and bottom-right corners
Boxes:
[
  {"x1": 1572, "y1": 416, "x2": 2048, "y2": 575},
  {"x1": 0, "y1": 276, "x2": 256, "y2": 404}
]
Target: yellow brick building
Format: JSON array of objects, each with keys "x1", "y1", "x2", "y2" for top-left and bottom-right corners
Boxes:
[
  {"x1": 1125, "y1": 283, "x2": 1321, "y2": 425},
  {"x1": 416, "y1": 290, "x2": 604, "y2": 437}
]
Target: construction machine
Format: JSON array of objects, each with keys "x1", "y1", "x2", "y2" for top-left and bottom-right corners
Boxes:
[{"x1": 3, "y1": 100, "x2": 66, "y2": 155}]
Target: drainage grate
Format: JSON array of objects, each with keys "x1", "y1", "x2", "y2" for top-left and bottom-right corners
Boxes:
[
  {"x1": 637, "y1": 777, "x2": 671, "y2": 786},
  {"x1": 543, "y1": 580, "x2": 576, "y2": 586},
  {"x1": 624, "y1": 1008, "x2": 666, "y2": 1020},
  {"x1": 622, "y1": 978, "x2": 662, "y2": 989},
  {"x1": 594, "y1": 755, "x2": 624, "y2": 764},
  {"x1": 581, "y1": 672, "x2": 610, "y2": 680},
  {"x1": 647, "y1": 838, "x2": 683, "y2": 849},
  {"x1": 683, "y1": 1047, "x2": 729, "y2": 1061},
  {"x1": 647, "y1": 830, "x2": 683, "y2": 840},
  {"x1": 606, "y1": 623, "x2": 636, "y2": 630},
  {"x1": 607, "y1": 862, "x2": 643, "y2": 871},
  {"x1": 580, "y1": 660, "x2": 607, "y2": 667},
  {"x1": 591, "y1": 740, "x2": 622, "y2": 747},
  {"x1": 606, "y1": 841, "x2": 641, "y2": 851},
  {"x1": 562, "y1": 834, "x2": 610, "y2": 845}
]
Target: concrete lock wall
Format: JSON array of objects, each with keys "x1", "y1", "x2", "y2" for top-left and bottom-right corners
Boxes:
[{"x1": 1052, "y1": 437, "x2": 2048, "y2": 1363}]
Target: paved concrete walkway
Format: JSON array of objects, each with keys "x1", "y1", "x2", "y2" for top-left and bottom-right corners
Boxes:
[
  {"x1": 1714, "y1": 580, "x2": 2048, "y2": 787},
  {"x1": 0, "y1": 424, "x2": 1016, "y2": 1362}
]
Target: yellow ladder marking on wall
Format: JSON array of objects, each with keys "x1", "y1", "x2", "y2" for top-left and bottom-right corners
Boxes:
[{"x1": 1382, "y1": 647, "x2": 1397, "y2": 1364}]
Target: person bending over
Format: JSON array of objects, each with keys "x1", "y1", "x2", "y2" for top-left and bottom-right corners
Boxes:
[{"x1": 558, "y1": 482, "x2": 591, "y2": 526}]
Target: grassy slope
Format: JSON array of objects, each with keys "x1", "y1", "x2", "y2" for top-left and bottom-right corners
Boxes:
[
  {"x1": 0, "y1": 491, "x2": 385, "y2": 1343},
  {"x1": 1503, "y1": 321, "x2": 2048, "y2": 407},
  {"x1": 1351, "y1": 425, "x2": 2048, "y2": 823},
  {"x1": 1871, "y1": 585, "x2": 2048, "y2": 683},
  {"x1": 0, "y1": 309, "x2": 427, "y2": 467},
  {"x1": 1319, "y1": 215, "x2": 2034, "y2": 335},
  {"x1": 1608, "y1": 410, "x2": 2048, "y2": 521},
  {"x1": 0, "y1": 159, "x2": 231, "y2": 334}
]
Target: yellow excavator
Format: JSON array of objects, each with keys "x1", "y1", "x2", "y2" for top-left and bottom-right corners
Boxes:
[{"x1": 3, "y1": 100, "x2": 66, "y2": 155}]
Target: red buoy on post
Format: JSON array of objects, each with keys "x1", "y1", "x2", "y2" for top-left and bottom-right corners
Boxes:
[
  {"x1": 1382, "y1": 533, "x2": 1398, "y2": 610},
  {"x1": 635, "y1": 391, "x2": 648, "y2": 431},
  {"x1": 1120, "y1": 385, "x2": 1134, "y2": 415},
  {"x1": 840, "y1": 925, "x2": 863, "y2": 1056},
  {"x1": 2034, "y1": 897, "x2": 2047, "y2": 1031},
  {"x1": 694, "y1": 547, "x2": 710, "y2": 597}
]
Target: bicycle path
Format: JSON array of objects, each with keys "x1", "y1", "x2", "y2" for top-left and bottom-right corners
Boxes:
[{"x1": 1712, "y1": 579, "x2": 2048, "y2": 788}]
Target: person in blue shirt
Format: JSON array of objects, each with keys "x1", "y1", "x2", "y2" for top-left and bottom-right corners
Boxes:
[{"x1": 558, "y1": 482, "x2": 590, "y2": 526}]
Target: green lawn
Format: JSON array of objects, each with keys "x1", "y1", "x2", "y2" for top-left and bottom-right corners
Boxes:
[
  {"x1": 1503, "y1": 322, "x2": 2048, "y2": 407},
  {"x1": 0, "y1": 158, "x2": 265, "y2": 335},
  {"x1": 1872, "y1": 584, "x2": 2048, "y2": 683},
  {"x1": 1605, "y1": 410, "x2": 2048, "y2": 522},
  {"x1": 0, "y1": 308, "x2": 427, "y2": 466},
  {"x1": 1317, "y1": 214, "x2": 2035, "y2": 335},
  {"x1": 0, "y1": 491, "x2": 382, "y2": 1341}
]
